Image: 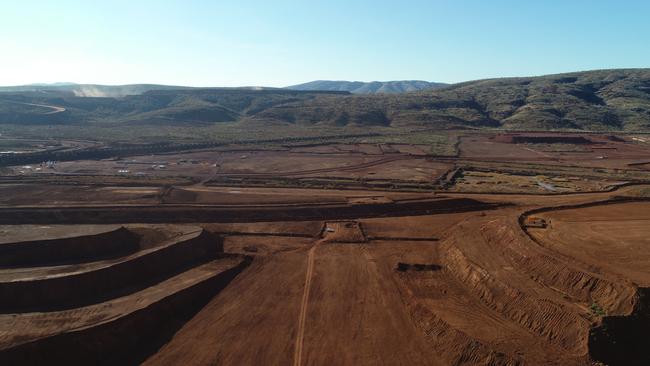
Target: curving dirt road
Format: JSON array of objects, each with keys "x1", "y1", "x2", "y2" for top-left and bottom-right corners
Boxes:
[{"x1": 5, "y1": 100, "x2": 66, "y2": 114}]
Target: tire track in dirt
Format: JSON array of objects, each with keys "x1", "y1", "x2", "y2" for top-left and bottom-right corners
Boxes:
[{"x1": 293, "y1": 239, "x2": 323, "y2": 366}]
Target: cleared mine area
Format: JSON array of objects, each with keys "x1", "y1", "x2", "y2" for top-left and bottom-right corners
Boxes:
[{"x1": 1, "y1": 131, "x2": 650, "y2": 365}]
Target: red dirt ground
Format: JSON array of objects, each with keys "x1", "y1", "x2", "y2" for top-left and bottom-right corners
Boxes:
[
  {"x1": 460, "y1": 133, "x2": 650, "y2": 170},
  {"x1": 529, "y1": 201, "x2": 650, "y2": 286},
  {"x1": 1, "y1": 132, "x2": 650, "y2": 365}
]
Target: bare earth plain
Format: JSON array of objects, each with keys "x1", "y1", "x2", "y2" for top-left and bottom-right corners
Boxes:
[{"x1": 1, "y1": 131, "x2": 650, "y2": 365}]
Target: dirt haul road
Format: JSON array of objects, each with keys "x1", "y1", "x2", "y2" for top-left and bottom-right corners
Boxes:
[{"x1": 292, "y1": 239, "x2": 321, "y2": 366}]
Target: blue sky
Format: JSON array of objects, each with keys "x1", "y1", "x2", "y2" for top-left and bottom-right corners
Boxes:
[{"x1": 1, "y1": 0, "x2": 648, "y2": 86}]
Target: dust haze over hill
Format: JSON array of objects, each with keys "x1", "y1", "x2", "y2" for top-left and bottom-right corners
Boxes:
[
  {"x1": 1, "y1": 69, "x2": 649, "y2": 131},
  {"x1": 0, "y1": 83, "x2": 194, "y2": 98}
]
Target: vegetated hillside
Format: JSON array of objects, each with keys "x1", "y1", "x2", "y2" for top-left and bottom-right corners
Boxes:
[
  {"x1": 287, "y1": 80, "x2": 447, "y2": 94},
  {"x1": 1, "y1": 69, "x2": 649, "y2": 131},
  {"x1": 0, "y1": 88, "x2": 350, "y2": 125},
  {"x1": 266, "y1": 69, "x2": 650, "y2": 131}
]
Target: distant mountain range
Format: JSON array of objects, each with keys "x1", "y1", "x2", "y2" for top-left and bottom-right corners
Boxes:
[
  {"x1": 286, "y1": 80, "x2": 447, "y2": 94},
  {"x1": 0, "y1": 80, "x2": 446, "y2": 97},
  {"x1": 1, "y1": 69, "x2": 649, "y2": 131}
]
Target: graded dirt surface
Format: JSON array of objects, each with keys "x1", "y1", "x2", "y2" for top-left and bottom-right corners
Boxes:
[
  {"x1": 529, "y1": 201, "x2": 650, "y2": 286},
  {"x1": 451, "y1": 170, "x2": 623, "y2": 193},
  {"x1": 459, "y1": 133, "x2": 650, "y2": 170},
  {"x1": 0, "y1": 184, "x2": 164, "y2": 205},
  {"x1": 0, "y1": 224, "x2": 124, "y2": 244},
  {"x1": 9, "y1": 149, "x2": 451, "y2": 184},
  {"x1": 1, "y1": 131, "x2": 650, "y2": 365},
  {"x1": 143, "y1": 240, "x2": 446, "y2": 366}
]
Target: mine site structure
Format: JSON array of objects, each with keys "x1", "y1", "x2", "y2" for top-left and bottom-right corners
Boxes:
[
  {"x1": 1, "y1": 117, "x2": 650, "y2": 365},
  {"x1": 320, "y1": 221, "x2": 367, "y2": 243},
  {"x1": 0, "y1": 224, "x2": 250, "y2": 364},
  {"x1": 3, "y1": 2, "x2": 650, "y2": 363}
]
